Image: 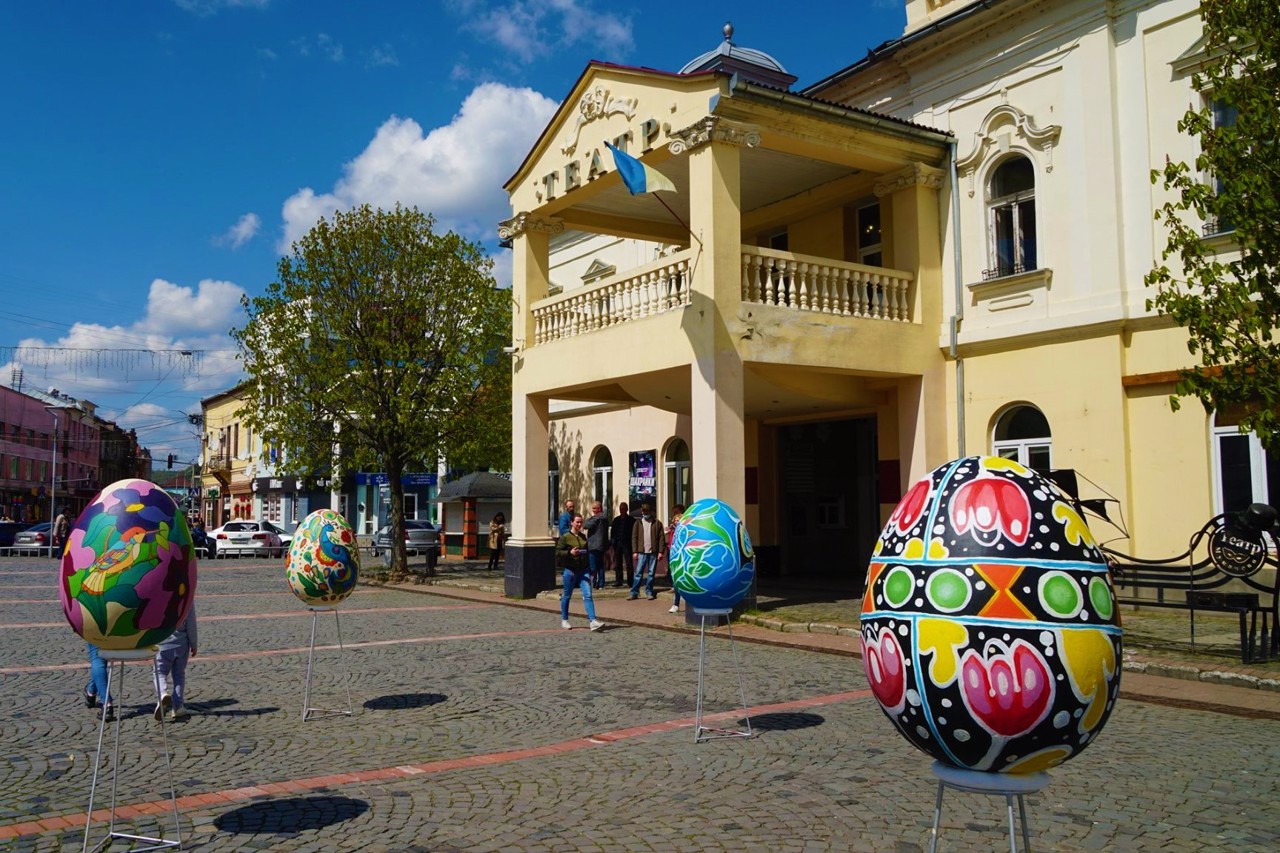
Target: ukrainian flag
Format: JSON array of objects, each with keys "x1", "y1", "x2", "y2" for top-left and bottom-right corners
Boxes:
[{"x1": 605, "y1": 142, "x2": 676, "y2": 195}]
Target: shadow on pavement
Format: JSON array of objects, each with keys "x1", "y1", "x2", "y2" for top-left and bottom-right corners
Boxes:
[
  {"x1": 747, "y1": 711, "x2": 826, "y2": 731},
  {"x1": 214, "y1": 795, "x2": 369, "y2": 834},
  {"x1": 364, "y1": 692, "x2": 447, "y2": 710}
]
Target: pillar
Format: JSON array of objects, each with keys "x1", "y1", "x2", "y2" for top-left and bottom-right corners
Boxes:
[
  {"x1": 502, "y1": 215, "x2": 559, "y2": 597},
  {"x1": 682, "y1": 120, "x2": 749, "y2": 514}
]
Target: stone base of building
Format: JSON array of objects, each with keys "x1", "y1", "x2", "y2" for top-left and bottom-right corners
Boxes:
[{"x1": 504, "y1": 540, "x2": 556, "y2": 599}]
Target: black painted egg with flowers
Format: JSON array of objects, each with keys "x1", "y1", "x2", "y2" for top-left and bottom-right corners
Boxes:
[{"x1": 860, "y1": 456, "x2": 1122, "y2": 774}]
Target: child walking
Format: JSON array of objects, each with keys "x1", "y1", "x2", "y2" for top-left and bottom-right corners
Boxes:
[{"x1": 154, "y1": 603, "x2": 198, "y2": 721}]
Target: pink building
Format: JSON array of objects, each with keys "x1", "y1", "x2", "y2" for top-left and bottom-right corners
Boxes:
[{"x1": 0, "y1": 386, "x2": 103, "y2": 522}]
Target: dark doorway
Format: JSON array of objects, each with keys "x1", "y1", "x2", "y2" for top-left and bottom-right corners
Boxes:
[{"x1": 777, "y1": 417, "x2": 878, "y2": 590}]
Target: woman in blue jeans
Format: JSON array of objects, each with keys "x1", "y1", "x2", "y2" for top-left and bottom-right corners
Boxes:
[
  {"x1": 84, "y1": 643, "x2": 115, "y2": 721},
  {"x1": 557, "y1": 515, "x2": 605, "y2": 632}
]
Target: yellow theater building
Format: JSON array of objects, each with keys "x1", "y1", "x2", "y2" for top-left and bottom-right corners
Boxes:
[{"x1": 500, "y1": 0, "x2": 1266, "y2": 597}]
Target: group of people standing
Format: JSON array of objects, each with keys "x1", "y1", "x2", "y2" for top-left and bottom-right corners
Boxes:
[{"x1": 554, "y1": 499, "x2": 687, "y2": 630}]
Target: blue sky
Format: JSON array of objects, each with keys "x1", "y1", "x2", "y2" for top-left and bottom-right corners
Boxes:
[{"x1": 0, "y1": 0, "x2": 905, "y2": 466}]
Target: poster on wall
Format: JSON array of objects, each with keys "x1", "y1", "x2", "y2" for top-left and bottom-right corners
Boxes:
[{"x1": 629, "y1": 450, "x2": 657, "y2": 509}]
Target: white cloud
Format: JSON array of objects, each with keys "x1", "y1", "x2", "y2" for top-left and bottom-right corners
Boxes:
[
  {"x1": 214, "y1": 212, "x2": 261, "y2": 249},
  {"x1": 0, "y1": 278, "x2": 249, "y2": 460},
  {"x1": 460, "y1": 0, "x2": 634, "y2": 63},
  {"x1": 294, "y1": 33, "x2": 344, "y2": 62},
  {"x1": 278, "y1": 82, "x2": 559, "y2": 251},
  {"x1": 366, "y1": 45, "x2": 399, "y2": 68}
]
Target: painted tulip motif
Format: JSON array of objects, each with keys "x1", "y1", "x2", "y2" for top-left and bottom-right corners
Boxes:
[
  {"x1": 890, "y1": 478, "x2": 931, "y2": 535},
  {"x1": 949, "y1": 475, "x2": 1030, "y2": 547},
  {"x1": 959, "y1": 639, "x2": 1053, "y2": 738},
  {"x1": 863, "y1": 627, "x2": 907, "y2": 715}
]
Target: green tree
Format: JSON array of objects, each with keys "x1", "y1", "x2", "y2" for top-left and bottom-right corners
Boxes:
[
  {"x1": 1147, "y1": 0, "x2": 1280, "y2": 446},
  {"x1": 232, "y1": 204, "x2": 512, "y2": 578}
]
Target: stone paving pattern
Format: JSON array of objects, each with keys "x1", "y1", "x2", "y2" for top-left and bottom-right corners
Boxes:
[{"x1": 2, "y1": 555, "x2": 1279, "y2": 851}]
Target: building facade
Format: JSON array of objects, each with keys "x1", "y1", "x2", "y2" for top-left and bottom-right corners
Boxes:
[{"x1": 502, "y1": 0, "x2": 1245, "y2": 596}]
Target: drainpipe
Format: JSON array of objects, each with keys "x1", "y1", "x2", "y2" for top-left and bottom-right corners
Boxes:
[{"x1": 948, "y1": 137, "x2": 966, "y2": 457}]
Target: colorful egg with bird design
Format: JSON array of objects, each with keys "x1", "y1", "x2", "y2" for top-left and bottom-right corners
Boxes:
[
  {"x1": 860, "y1": 456, "x2": 1122, "y2": 774},
  {"x1": 668, "y1": 498, "x2": 755, "y2": 611},
  {"x1": 58, "y1": 479, "x2": 197, "y2": 651},
  {"x1": 286, "y1": 509, "x2": 360, "y2": 606}
]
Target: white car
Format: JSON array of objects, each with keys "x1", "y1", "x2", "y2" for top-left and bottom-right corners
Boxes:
[{"x1": 208, "y1": 520, "x2": 288, "y2": 558}]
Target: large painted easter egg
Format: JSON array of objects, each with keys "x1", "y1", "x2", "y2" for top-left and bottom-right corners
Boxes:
[
  {"x1": 860, "y1": 456, "x2": 1122, "y2": 774},
  {"x1": 59, "y1": 479, "x2": 197, "y2": 651},
  {"x1": 286, "y1": 509, "x2": 360, "y2": 606},
  {"x1": 669, "y1": 498, "x2": 755, "y2": 611}
]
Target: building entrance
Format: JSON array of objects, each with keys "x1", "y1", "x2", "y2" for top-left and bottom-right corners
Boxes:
[{"x1": 777, "y1": 417, "x2": 878, "y2": 591}]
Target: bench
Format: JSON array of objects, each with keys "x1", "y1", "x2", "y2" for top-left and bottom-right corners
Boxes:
[{"x1": 1103, "y1": 505, "x2": 1279, "y2": 664}]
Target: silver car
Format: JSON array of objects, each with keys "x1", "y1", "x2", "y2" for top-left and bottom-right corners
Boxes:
[
  {"x1": 208, "y1": 520, "x2": 287, "y2": 558},
  {"x1": 371, "y1": 520, "x2": 440, "y2": 568}
]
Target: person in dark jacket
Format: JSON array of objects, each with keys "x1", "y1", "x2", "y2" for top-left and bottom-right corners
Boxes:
[
  {"x1": 584, "y1": 501, "x2": 609, "y2": 589},
  {"x1": 610, "y1": 502, "x2": 635, "y2": 587}
]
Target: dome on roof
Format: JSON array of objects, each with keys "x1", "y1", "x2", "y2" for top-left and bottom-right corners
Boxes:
[{"x1": 678, "y1": 22, "x2": 797, "y2": 90}]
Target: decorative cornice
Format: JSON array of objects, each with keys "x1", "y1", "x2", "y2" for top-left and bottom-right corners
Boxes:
[
  {"x1": 956, "y1": 104, "x2": 1062, "y2": 197},
  {"x1": 667, "y1": 116, "x2": 761, "y2": 155},
  {"x1": 559, "y1": 86, "x2": 639, "y2": 156},
  {"x1": 873, "y1": 163, "x2": 945, "y2": 198},
  {"x1": 498, "y1": 212, "x2": 564, "y2": 241}
]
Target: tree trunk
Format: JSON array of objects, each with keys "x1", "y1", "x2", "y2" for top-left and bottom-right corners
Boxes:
[{"x1": 387, "y1": 455, "x2": 408, "y2": 582}]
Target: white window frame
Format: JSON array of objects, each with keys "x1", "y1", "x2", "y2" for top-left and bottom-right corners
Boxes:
[
  {"x1": 991, "y1": 405, "x2": 1052, "y2": 472},
  {"x1": 985, "y1": 155, "x2": 1037, "y2": 279},
  {"x1": 1211, "y1": 424, "x2": 1272, "y2": 514},
  {"x1": 663, "y1": 439, "x2": 691, "y2": 512},
  {"x1": 591, "y1": 447, "x2": 612, "y2": 514}
]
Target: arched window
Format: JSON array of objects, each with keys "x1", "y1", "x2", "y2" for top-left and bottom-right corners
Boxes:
[
  {"x1": 986, "y1": 155, "x2": 1037, "y2": 279},
  {"x1": 992, "y1": 405, "x2": 1051, "y2": 473},
  {"x1": 592, "y1": 446, "x2": 613, "y2": 513},
  {"x1": 547, "y1": 451, "x2": 560, "y2": 530},
  {"x1": 664, "y1": 439, "x2": 691, "y2": 511}
]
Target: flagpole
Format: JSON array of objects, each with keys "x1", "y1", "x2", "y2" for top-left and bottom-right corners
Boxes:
[{"x1": 652, "y1": 194, "x2": 701, "y2": 247}]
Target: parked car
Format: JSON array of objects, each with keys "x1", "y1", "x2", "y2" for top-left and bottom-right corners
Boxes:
[
  {"x1": 371, "y1": 520, "x2": 440, "y2": 568},
  {"x1": 0, "y1": 521, "x2": 32, "y2": 549},
  {"x1": 13, "y1": 522, "x2": 54, "y2": 555},
  {"x1": 208, "y1": 520, "x2": 287, "y2": 558}
]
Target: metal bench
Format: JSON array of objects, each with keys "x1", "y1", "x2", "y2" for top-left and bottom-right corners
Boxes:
[{"x1": 1103, "y1": 504, "x2": 1279, "y2": 664}]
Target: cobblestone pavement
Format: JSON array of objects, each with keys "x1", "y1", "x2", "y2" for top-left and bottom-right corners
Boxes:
[{"x1": 3, "y1": 555, "x2": 1279, "y2": 852}]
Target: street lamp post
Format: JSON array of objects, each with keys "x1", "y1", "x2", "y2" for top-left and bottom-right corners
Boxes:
[{"x1": 44, "y1": 406, "x2": 58, "y2": 558}]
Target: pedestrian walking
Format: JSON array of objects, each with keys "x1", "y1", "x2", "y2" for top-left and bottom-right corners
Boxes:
[
  {"x1": 557, "y1": 514, "x2": 604, "y2": 631},
  {"x1": 487, "y1": 512, "x2": 507, "y2": 571},
  {"x1": 628, "y1": 503, "x2": 665, "y2": 601},
  {"x1": 584, "y1": 501, "x2": 608, "y2": 589},
  {"x1": 52, "y1": 508, "x2": 70, "y2": 558},
  {"x1": 610, "y1": 501, "x2": 635, "y2": 587},
  {"x1": 154, "y1": 604, "x2": 198, "y2": 720},
  {"x1": 667, "y1": 503, "x2": 685, "y2": 613},
  {"x1": 84, "y1": 643, "x2": 114, "y2": 722}
]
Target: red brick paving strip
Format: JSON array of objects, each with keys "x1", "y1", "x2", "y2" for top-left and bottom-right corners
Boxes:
[{"x1": 0, "y1": 688, "x2": 872, "y2": 841}]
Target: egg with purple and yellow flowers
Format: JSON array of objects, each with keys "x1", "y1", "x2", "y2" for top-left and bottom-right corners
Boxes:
[
  {"x1": 286, "y1": 509, "x2": 360, "y2": 606},
  {"x1": 669, "y1": 498, "x2": 755, "y2": 611},
  {"x1": 860, "y1": 456, "x2": 1122, "y2": 774},
  {"x1": 58, "y1": 479, "x2": 197, "y2": 651}
]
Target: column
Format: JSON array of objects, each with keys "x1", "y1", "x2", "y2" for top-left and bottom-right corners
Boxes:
[
  {"x1": 501, "y1": 216, "x2": 559, "y2": 597},
  {"x1": 679, "y1": 119, "x2": 752, "y2": 514},
  {"x1": 876, "y1": 163, "x2": 948, "y2": 483}
]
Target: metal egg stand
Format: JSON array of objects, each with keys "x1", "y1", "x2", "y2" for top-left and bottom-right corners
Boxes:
[
  {"x1": 302, "y1": 604, "x2": 354, "y2": 721},
  {"x1": 927, "y1": 761, "x2": 1051, "y2": 853},
  {"x1": 82, "y1": 648, "x2": 183, "y2": 853},
  {"x1": 691, "y1": 606, "x2": 753, "y2": 743}
]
